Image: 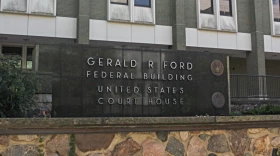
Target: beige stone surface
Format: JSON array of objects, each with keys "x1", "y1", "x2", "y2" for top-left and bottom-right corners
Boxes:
[
  {"x1": 0, "y1": 136, "x2": 9, "y2": 147},
  {"x1": 249, "y1": 138, "x2": 256, "y2": 151},
  {"x1": 179, "y1": 131, "x2": 189, "y2": 141},
  {"x1": 46, "y1": 135, "x2": 70, "y2": 156},
  {"x1": 88, "y1": 152, "x2": 111, "y2": 156},
  {"x1": 253, "y1": 135, "x2": 271, "y2": 156},
  {"x1": 222, "y1": 153, "x2": 234, "y2": 156},
  {"x1": 44, "y1": 151, "x2": 60, "y2": 156},
  {"x1": 210, "y1": 130, "x2": 226, "y2": 135},
  {"x1": 271, "y1": 136, "x2": 280, "y2": 147},
  {"x1": 228, "y1": 129, "x2": 250, "y2": 156},
  {"x1": 248, "y1": 128, "x2": 265, "y2": 134},
  {"x1": 3, "y1": 124, "x2": 280, "y2": 156},
  {"x1": 10, "y1": 135, "x2": 38, "y2": 142}
]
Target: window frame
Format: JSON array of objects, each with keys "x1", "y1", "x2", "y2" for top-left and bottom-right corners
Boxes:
[
  {"x1": 273, "y1": 0, "x2": 280, "y2": 22},
  {"x1": 134, "y1": 0, "x2": 151, "y2": 8},
  {"x1": 0, "y1": 0, "x2": 57, "y2": 16},
  {"x1": 220, "y1": 0, "x2": 232, "y2": 16},
  {"x1": 1, "y1": 44, "x2": 35, "y2": 70},
  {"x1": 1, "y1": 45, "x2": 23, "y2": 68},
  {"x1": 200, "y1": 0, "x2": 214, "y2": 15},
  {"x1": 110, "y1": 0, "x2": 128, "y2": 5},
  {"x1": 197, "y1": 0, "x2": 238, "y2": 32}
]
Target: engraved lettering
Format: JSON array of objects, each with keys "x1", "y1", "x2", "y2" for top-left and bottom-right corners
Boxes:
[
  {"x1": 107, "y1": 58, "x2": 112, "y2": 67},
  {"x1": 87, "y1": 71, "x2": 91, "y2": 77},
  {"x1": 99, "y1": 58, "x2": 103, "y2": 66},
  {"x1": 187, "y1": 62, "x2": 193, "y2": 70},
  {"x1": 170, "y1": 62, "x2": 177, "y2": 69},
  {"x1": 148, "y1": 60, "x2": 153, "y2": 69},
  {"x1": 98, "y1": 98, "x2": 103, "y2": 104},
  {"x1": 131, "y1": 60, "x2": 137, "y2": 68},
  {"x1": 115, "y1": 59, "x2": 121, "y2": 67},
  {"x1": 87, "y1": 57, "x2": 95, "y2": 66}
]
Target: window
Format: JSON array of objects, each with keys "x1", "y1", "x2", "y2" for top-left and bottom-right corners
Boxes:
[
  {"x1": 273, "y1": 0, "x2": 280, "y2": 22},
  {"x1": 2, "y1": 0, "x2": 27, "y2": 12},
  {"x1": 29, "y1": 0, "x2": 55, "y2": 15},
  {"x1": 2, "y1": 46, "x2": 22, "y2": 67},
  {"x1": 26, "y1": 48, "x2": 33, "y2": 70},
  {"x1": 108, "y1": 0, "x2": 155, "y2": 24},
  {"x1": 200, "y1": 0, "x2": 214, "y2": 14},
  {"x1": 1, "y1": 46, "x2": 34, "y2": 70},
  {"x1": 220, "y1": 0, "x2": 232, "y2": 16},
  {"x1": 0, "y1": 0, "x2": 56, "y2": 16},
  {"x1": 111, "y1": 0, "x2": 128, "y2": 5},
  {"x1": 135, "y1": 0, "x2": 151, "y2": 7}
]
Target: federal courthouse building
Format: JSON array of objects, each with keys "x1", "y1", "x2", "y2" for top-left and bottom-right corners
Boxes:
[
  {"x1": 0, "y1": 0, "x2": 279, "y2": 76},
  {"x1": 0, "y1": 0, "x2": 280, "y2": 117}
]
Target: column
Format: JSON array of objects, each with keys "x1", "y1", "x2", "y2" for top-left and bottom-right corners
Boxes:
[
  {"x1": 77, "y1": 0, "x2": 90, "y2": 44},
  {"x1": 172, "y1": 0, "x2": 186, "y2": 50},
  {"x1": 247, "y1": 0, "x2": 266, "y2": 76},
  {"x1": 246, "y1": 0, "x2": 267, "y2": 97}
]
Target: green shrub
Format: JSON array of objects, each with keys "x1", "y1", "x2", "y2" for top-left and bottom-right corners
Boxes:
[
  {"x1": 0, "y1": 56, "x2": 39, "y2": 117},
  {"x1": 242, "y1": 105, "x2": 280, "y2": 115}
]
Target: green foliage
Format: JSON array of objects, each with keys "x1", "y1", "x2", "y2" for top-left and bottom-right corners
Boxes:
[
  {"x1": 0, "y1": 56, "x2": 38, "y2": 117},
  {"x1": 69, "y1": 134, "x2": 75, "y2": 156},
  {"x1": 38, "y1": 148, "x2": 44, "y2": 156},
  {"x1": 242, "y1": 105, "x2": 280, "y2": 115}
]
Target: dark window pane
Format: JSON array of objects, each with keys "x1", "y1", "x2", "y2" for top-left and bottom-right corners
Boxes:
[
  {"x1": 2, "y1": 46, "x2": 22, "y2": 67},
  {"x1": 273, "y1": 0, "x2": 280, "y2": 22},
  {"x1": 135, "y1": 0, "x2": 151, "y2": 7},
  {"x1": 27, "y1": 48, "x2": 33, "y2": 70},
  {"x1": 220, "y1": 0, "x2": 232, "y2": 16},
  {"x1": 111, "y1": 0, "x2": 128, "y2": 5},
  {"x1": 200, "y1": 0, "x2": 214, "y2": 14}
]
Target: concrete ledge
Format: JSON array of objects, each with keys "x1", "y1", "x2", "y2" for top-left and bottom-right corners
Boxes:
[
  {"x1": 1, "y1": 116, "x2": 280, "y2": 134},
  {"x1": 0, "y1": 117, "x2": 215, "y2": 128},
  {"x1": 216, "y1": 115, "x2": 280, "y2": 122}
]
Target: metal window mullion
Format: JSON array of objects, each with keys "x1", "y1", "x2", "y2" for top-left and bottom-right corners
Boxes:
[
  {"x1": 229, "y1": 0, "x2": 232, "y2": 16},
  {"x1": 270, "y1": 0, "x2": 276, "y2": 34},
  {"x1": 22, "y1": 45, "x2": 27, "y2": 69},
  {"x1": 27, "y1": 0, "x2": 30, "y2": 14},
  {"x1": 232, "y1": 0, "x2": 238, "y2": 32},
  {"x1": 152, "y1": 0, "x2": 155, "y2": 24},
  {"x1": 107, "y1": 0, "x2": 111, "y2": 20},
  {"x1": 0, "y1": 0, "x2": 2, "y2": 11},
  {"x1": 197, "y1": 0, "x2": 201, "y2": 28},
  {"x1": 0, "y1": 44, "x2": 2, "y2": 56},
  {"x1": 211, "y1": 0, "x2": 214, "y2": 14},
  {"x1": 131, "y1": 0, "x2": 134, "y2": 22},
  {"x1": 215, "y1": 0, "x2": 221, "y2": 30},
  {"x1": 54, "y1": 0, "x2": 57, "y2": 16}
]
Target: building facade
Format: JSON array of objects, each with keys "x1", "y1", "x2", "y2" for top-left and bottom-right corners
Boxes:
[{"x1": 0, "y1": 0, "x2": 280, "y2": 76}]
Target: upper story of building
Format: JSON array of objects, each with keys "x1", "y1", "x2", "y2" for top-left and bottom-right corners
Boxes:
[{"x1": 0, "y1": 0, "x2": 279, "y2": 54}]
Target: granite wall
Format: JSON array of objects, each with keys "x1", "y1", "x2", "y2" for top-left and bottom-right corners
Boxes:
[{"x1": 1, "y1": 128, "x2": 280, "y2": 156}]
